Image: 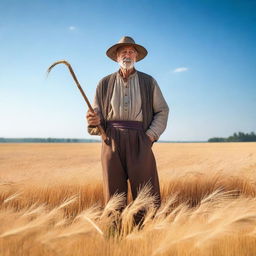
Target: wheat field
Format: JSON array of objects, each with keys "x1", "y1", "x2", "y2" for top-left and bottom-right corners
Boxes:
[{"x1": 0, "y1": 142, "x2": 256, "y2": 256}]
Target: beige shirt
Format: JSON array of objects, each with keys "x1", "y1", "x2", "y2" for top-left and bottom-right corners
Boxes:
[{"x1": 93, "y1": 69, "x2": 169, "y2": 140}]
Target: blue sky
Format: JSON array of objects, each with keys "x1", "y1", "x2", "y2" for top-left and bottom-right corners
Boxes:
[{"x1": 0, "y1": 0, "x2": 255, "y2": 141}]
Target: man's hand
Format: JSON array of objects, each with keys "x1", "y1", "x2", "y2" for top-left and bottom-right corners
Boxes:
[
  {"x1": 86, "y1": 110, "x2": 101, "y2": 126},
  {"x1": 147, "y1": 134, "x2": 155, "y2": 143}
]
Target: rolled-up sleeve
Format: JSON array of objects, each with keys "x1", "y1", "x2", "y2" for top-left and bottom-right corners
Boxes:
[{"x1": 146, "y1": 78, "x2": 169, "y2": 141}]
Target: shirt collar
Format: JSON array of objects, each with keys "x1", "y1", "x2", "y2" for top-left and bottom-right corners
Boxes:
[{"x1": 117, "y1": 68, "x2": 137, "y2": 80}]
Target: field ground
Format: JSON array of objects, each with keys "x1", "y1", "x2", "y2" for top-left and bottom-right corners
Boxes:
[
  {"x1": 1, "y1": 142, "x2": 255, "y2": 184},
  {"x1": 0, "y1": 142, "x2": 256, "y2": 255}
]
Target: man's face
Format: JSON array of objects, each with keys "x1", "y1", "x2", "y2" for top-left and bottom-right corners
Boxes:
[{"x1": 116, "y1": 46, "x2": 138, "y2": 70}]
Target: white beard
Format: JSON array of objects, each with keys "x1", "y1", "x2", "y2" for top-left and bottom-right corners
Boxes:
[{"x1": 118, "y1": 58, "x2": 135, "y2": 70}]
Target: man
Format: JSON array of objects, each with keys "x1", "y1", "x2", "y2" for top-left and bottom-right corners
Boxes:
[{"x1": 86, "y1": 36, "x2": 169, "y2": 223}]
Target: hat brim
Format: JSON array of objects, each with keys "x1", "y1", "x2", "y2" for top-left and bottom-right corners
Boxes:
[{"x1": 106, "y1": 43, "x2": 147, "y2": 62}]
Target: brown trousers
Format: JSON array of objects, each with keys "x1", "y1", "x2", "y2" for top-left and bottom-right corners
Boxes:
[{"x1": 101, "y1": 121, "x2": 161, "y2": 223}]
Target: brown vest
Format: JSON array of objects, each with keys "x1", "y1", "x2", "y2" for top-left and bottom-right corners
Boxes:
[{"x1": 88, "y1": 70, "x2": 155, "y2": 135}]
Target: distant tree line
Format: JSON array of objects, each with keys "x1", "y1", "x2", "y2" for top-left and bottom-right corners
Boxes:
[
  {"x1": 208, "y1": 132, "x2": 256, "y2": 142},
  {"x1": 0, "y1": 138, "x2": 100, "y2": 143}
]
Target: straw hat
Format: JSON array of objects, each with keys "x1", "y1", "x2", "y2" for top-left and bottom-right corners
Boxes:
[{"x1": 106, "y1": 36, "x2": 148, "y2": 62}]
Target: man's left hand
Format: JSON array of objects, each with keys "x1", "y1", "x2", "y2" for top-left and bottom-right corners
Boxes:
[{"x1": 147, "y1": 135, "x2": 155, "y2": 142}]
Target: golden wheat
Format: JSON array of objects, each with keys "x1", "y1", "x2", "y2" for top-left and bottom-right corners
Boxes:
[{"x1": 0, "y1": 142, "x2": 256, "y2": 255}]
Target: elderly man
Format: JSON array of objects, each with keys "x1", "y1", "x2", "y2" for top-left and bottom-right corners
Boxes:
[{"x1": 86, "y1": 36, "x2": 169, "y2": 222}]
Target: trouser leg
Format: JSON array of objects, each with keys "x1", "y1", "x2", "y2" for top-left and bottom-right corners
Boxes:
[
  {"x1": 126, "y1": 130, "x2": 161, "y2": 205},
  {"x1": 126, "y1": 130, "x2": 161, "y2": 225},
  {"x1": 101, "y1": 128, "x2": 128, "y2": 207}
]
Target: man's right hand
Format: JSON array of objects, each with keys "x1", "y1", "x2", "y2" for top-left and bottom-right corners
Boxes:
[{"x1": 86, "y1": 110, "x2": 101, "y2": 126}]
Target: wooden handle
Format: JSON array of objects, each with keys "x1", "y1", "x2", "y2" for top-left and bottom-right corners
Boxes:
[
  {"x1": 47, "y1": 60, "x2": 108, "y2": 142},
  {"x1": 98, "y1": 125, "x2": 108, "y2": 142}
]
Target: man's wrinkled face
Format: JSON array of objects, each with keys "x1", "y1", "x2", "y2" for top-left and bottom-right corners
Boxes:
[{"x1": 116, "y1": 46, "x2": 138, "y2": 70}]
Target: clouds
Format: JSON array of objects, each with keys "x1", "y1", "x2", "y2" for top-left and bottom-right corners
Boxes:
[
  {"x1": 68, "y1": 26, "x2": 76, "y2": 31},
  {"x1": 173, "y1": 67, "x2": 189, "y2": 73}
]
